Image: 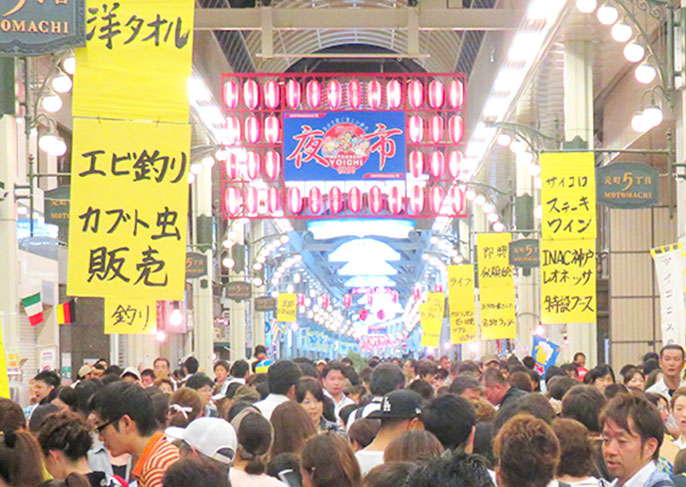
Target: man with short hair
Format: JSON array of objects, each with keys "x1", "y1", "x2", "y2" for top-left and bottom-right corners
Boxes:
[
  {"x1": 24, "y1": 370, "x2": 60, "y2": 419},
  {"x1": 186, "y1": 373, "x2": 218, "y2": 417},
  {"x1": 420, "y1": 394, "x2": 476, "y2": 452},
  {"x1": 599, "y1": 394, "x2": 673, "y2": 487},
  {"x1": 482, "y1": 367, "x2": 526, "y2": 409},
  {"x1": 153, "y1": 358, "x2": 171, "y2": 379},
  {"x1": 347, "y1": 363, "x2": 405, "y2": 429},
  {"x1": 647, "y1": 345, "x2": 686, "y2": 399},
  {"x1": 253, "y1": 360, "x2": 302, "y2": 419},
  {"x1": 321, "y1": 360, "x2": 354, "y2": 420},
  {"x1": 141, "y1": 369, "x2": 156, "y2": 387},
  {"x1": 92, "y1": 382, "x2": 179, "y2": 487},
  {"x1": 416, "y1": 359, "x2": 438, "y2": 385},
  {"x1": 402, "y1": 359, "x2": 418, "y2": 385},
  {"x1": 449, "y1": 375, "x2": 483, "y2": 401},
  {"x1": 183, "y1": 356, "x2": 199, "y2": 380},
  {"x1": 228, "y1": 360, "x2": 249, "y2": 385},
  {"x1": 438, "y1": 355, "x2": 452, "y2": 372}
]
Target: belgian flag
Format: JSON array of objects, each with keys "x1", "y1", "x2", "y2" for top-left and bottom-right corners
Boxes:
[{"x1": 56, "y1": 300, "x2": 75, "y2": 325}]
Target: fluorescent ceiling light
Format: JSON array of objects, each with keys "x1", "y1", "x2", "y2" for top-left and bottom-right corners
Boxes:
[
  {"x1": 188, "y1": 77, "x2": 212, "y2": 104},
  {"x1": 338, "y1": 260, "x2": 398, "y2": 276},
  {"x1": 344, "y1": 276, "x2": 396, "y2": 288},
  {"x1": 483, "y1": 97, "x2": 510, "y2": 119},
  {"x1": 508, "y1": 32, "x2": 544, "y2": 63},
  {"x1": 329, "y1": 239, "x2": 401, "y2": 263},
  {"x1": 493, "y1": 68, "x2": 523, "y2": 93},
  {"x1": 307, "y1": 219, "x2": 414, "y2": 240}
]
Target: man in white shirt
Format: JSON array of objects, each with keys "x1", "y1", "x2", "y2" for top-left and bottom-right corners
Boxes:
[
  {"x1": 253, "y1": 360, "x2": 302, "y2": 420},
  {"x1": 321, "y1": 361, "x2": 354, "y2": 421},
  {"x1": 646, "y1": 345, "x2": 686, "y2": 400},
  {"x1": 599, "y1": 394, "x2": 673, "y2": 487}
]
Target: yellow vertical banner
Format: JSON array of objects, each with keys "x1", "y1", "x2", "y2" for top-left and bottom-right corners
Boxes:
[
  {"x1": 540, "y1": 239, "x2": 597, "y2": 324},
  {"x1": 67, "y1": 119, "x2": 189, "y2": 299},
  {"x1": 420, "y1": 292, "x2": 445, "y2": 348},
  {"x1": 540, "y1": 152, "x2": 596, "y2": 240},
  {"x1": 448, "y1": 265, "x2": 477, "y2": 344},
  {"x1": 277, "y1": 294, "x2": 297, "y2": 322},
  {"x1": 0, "y1": 317, "x2": 10, "y2": 399},
  {"x1": 477, "y1": 233, "x2": 516, "y2": 340},
  {"x1": 73, "y1": 0, "x2": 194, "y2": 123},
  {"x1": 104, "y1": 298, "x2": 158, "y2": 334}
]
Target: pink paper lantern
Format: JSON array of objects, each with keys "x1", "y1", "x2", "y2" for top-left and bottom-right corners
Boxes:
[
  {"x1": 347, "y1": 80, "x2": 362, "y2": 109},
  {"x1": 429, "y1": 115, "x2": 444, "y2": 144},
  {"x1": 369, "y1": 185, "x2": 383, "y2": 214},
  {"x1": 428, "y1": 80, "x2": 445, "y2": 109},
  {"x1": 264, "y1": 151, "x2": 281, "y2": 180},
  {"x1": 327, "y1": 80, "x2": 342, "y2": 109},
  {"x1": 448, "y1": 78, "x2": 464, "y2": 109},
  {"x1": 409, "y1": 150, "x2": 424, "y2": 178},
  {"x1": 225, "y1": 116, "x2": 241, "y2": 146},
  {"x1": 388, "y1": 186, "x2": 403, "y2": 214},
  {"x1": 447, "y1": 151, "x2": 462, "y2": 179},
  {"x1": 288, "y1": 187, "x2": 303, "y2": 214},
  {"x1": 309, "y1": 186, "x2": 323, "y2": 214},
  {"x1": 409, "y1": 185, "x2": 424, "y2": 214},
  {"x1": 329, "y1": 186, "x2": 343, "y2": 214},
  {"x1": 245, "y1": 186, "x2": 259, "y2": 215},
  {"x1": 224, "y1": 186, "x2": 242, "y2": 216},
  {"x1": 246, "y1": 151, "x2": 260, "y2": 180},
  {"x1": 243, "y1": 79, "x2": 260, "y2": 110},
  {"x1": 223, "y1": 79, "x2": 239, "y2": 109},
  {"x1": 225, "y1": 152, "x2": 239, "y2": 180},
  {"x1": 429, "y1": 185, "x2": 444, "y2": 214},
  {"x1": 264, "y1": 79, "x2": 280, "y2": 110},
  {"x1": 408, "y1": 116, "x2": 424, "y2": 144},
  {"x1": 265, "y1": 115, "x2": 280, "y2": 144},
  {"x1": 267, "y1": 186, "x2": 281, "y2": 214},
  {"x1": 449, "y1": 115, "x2": 464, "y2": 144},
  {"x1": 386, "y1": 79, "x2": 402, "y2": 109},
  {"x1": 244, "y1": 115, "x2": 260, "y2": 144},
  {"x1": 348, "y1": 186, "x2": 362, "y2": 213},
  {"x1": 429, "y1": 151, "x2": 444, "y2": 178},
  {"x1": 408, "y1": 80, "x2": 424, "y2": 109},
  {"x1": 286, "y1": 79, "x2": 301, "y2": 109},
  {"x1": 367, "y1": 80, "x2": 382, "y2": 110},
  {"x1": 306, "y1": 80, "x2": 322, "y2": 108},
  {"x1": 450, "y1": 186, "x2": 465, "y2": 215}
]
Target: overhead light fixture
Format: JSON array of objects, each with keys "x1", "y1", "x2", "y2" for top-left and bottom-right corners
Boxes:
[
  {"x1": 488, "y1": 213, "x2": 500, "y2": 223},
  {"x1": 596, "y1": 2, "x2": 618, "y2": 25},
  {"x1": 576, "y1": 0, "x2": 597, "y2": 13},
  {"x1": 642, "y1": 105, "x2": 663, "y2": 128},
  {"x1": 492, "y1": 222, "x2": 506, "y2": 232},
  {"x1": 38, "y1": 133, "x2": 67, "y2": 156},
  {"x1": 534, "y1": 205, "x2": 543, "y2": 219},
  {"x1": 202, "y1": 156, "x2": 215, "y2": 169},
  {"x1": 51, "y1": 73, "x2": 72, "y2": 94},
  {"x1": 611, "y1": 21, "x2": 632, "y2": 43},
  {"x1": 623, "y1": 40, "x2": 645, "y2": 63},
  {"x1": 465, "y1": 189, "x2": 477, "y2": 201},
  {"x1": 190, "y1": 162, "x2": 204, "y2": 175},
  {"x1": 497, "y1": 134, "x2": 511, "y2": 147},
  {"x1": 41, "y1": 91, "x2": 62, "y2": 113},
  {"x1": 474, "y1": 194, "x2": 487, "y2": 206},
  {"x1": 528, "y1": 164, "x2": 542, "y2": 177},
  {"x1": 635, "y1": 61, "x2": 657, "y2": 84}
]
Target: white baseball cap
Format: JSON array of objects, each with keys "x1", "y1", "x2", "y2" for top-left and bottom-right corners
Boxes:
[{"x1": 165, "y1": 417, "x2": 237, "y2": 465}]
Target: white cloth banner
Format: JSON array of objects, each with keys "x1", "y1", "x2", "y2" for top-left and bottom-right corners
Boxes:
[{"x1": 651, "y1": 244, "x2": 686, "y2": 347}]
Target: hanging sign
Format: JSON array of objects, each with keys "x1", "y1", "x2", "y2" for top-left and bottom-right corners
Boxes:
[
  {"x1": 532, "y1": 335, "x2": 561, "y2": 375},
  {"x1": 276, "y1": 293, "x2": 297, "y2": 322},
  {"x1": 477, "y1": 233, "x2": 516, "y2": 340},
  {"x1": 44, "y1": 186, "x2": 70, "y2": 226},
  {"x1": 73, "y1": 0, "x2": 194, "y2": 123},
  {"x1": 596, "y1": 162, "x2": 659, "y2": 209},
  {"x1": 226, "y1": 281, "x2": 251, "y2": 301},
  {"x1": 651, "y1": 243, "x2": 686, "y2": 347},
  {"x1": 509, "y1": 239, "x2": 539, "y2": 268},
  {"x1": 255, "y1": 296, "x2": 276, "y2": 312},
  {"x1": 66, "y1": 119, "x2": 189, "y2": 300},
  {"x1": 540, "y1": 152, "x2": 596, "y2": 240},
  {"x1": 104, "y1": 297, "x2": 157, "y2": 334},
  {"x1": 447, "y1": 265, "x2": 477, "y2": 344},
  {"x1": 0, "y1": 0, "x2": 85, "y2": 55},
  {"x1": 540, "y1": 239, "x2": 596, "y2": 324},
  {"x1": 420, "y1": 292, "x2": 444, "y2": 348},
  {"x1": 185, "y1": 252, "x2": 207, "y2": 279}
]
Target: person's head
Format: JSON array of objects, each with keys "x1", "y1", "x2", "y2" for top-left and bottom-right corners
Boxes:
[
  {"x1": 169, "y1": 417, "x2": 236, "y2": 469},
  {"x1": 420, "y1": 394, "x2": 476, "y2": 451},
  {"x1": 254, "y1": 345, "x2": 268, "y2": 361},
  {"x1": 408, "y1": 379, "x2": 434, "y2": 401},
  {"x1": 233, "y1": 410, "x2": 273, "y2": 474},
  {"x1": 522, "y1": 356, "x2": 536, "y2": 370},
  {"x1": 469, "y1": 398, "x2": 496, "y2": 423},
  {"x1": 660, "y1": 344, "x2": 686, "y2": 380},
  {"x1": 369, "y1": 363, "x2": 405, "y2": 396},
  {"x1": 120, "y1": 367, "x2": 141, "y2": 383},
  {"x1": 153, "y1": 357, "x2": 170, "y2": 378},
  {"x1": 37, "y1": 410, "x2": 92, "y2": 479},
  {"x1": 672, "y1": 388, "x2": 686, "y2": 437},
  {"x1": 584, "y1": 364, "x2": 615, "y2": 394},
  {"x1": 507, "y1": 371, "x2": 533, "y2": 393},
  {"x1": 0, "y1": 431, "x2": 46, "y2": 487},
  {"x1": 560, "y1": 384, "x2": 606, "y2": 433},
  {"x1": 383, "y1": 430, "x2": 444, "y2": 463},
  {"x1": 546, "y1": 375, "x2": 578, "y2": 401},
  {"x1": 296, "y1": 377, "x2": 326, "y2": 426},
  {"x1": 185, "y1": 373, "x2": 214, "y2": 406},
  {"x1": 140, "y1": 369, "x2": 156, "y2": 387},
  {"x1": 573, "y1": 352, "x2": 586, "y2": 368},
  {"x1": 645, "y1": 368, "x2": 663, "y2": 390},
  {"x1": 33, "y1": 370, "x2": 60, "y2": 403},
  {"x1": 270, "y1": 401, "x2": 317, "y2": 457},
  {"x1": 402, "y1": 359, "x2": 418, "y2": 381},
  {"x1": 621, "y1": 367, "x2": 645, "y2": 390},
  {"x1": 301, "y1": 432, "x2": 361, "y2": 487},
  {"x1": 604, "y1": 383, "x2": 629, "y2": 400},
  {"x1": 493, "y1": 394, "x2": 555, "y2": 435},
  {"x1": 183, "y1": 356, "x2": 199, "y2": 376},
  {"x1": 0, "y1": 398, "x2": 26, "y2": 433},
  {"x1": 645, "y1": 392, "x2": 670, "y2": 424},
  {"x1": 405, "y1": 452, "x2": 494, "y2": 487},
  {"x1": 91, "y1": 381, "x2": 159, "y2": 456},
  {"x1": 213, "y1": 360, "x2": 230, "y2": 383},
  {"x1": 560, "y1": 363, "x2": 579, "y2": 379},
  {"x1": 416, "y1": 359, "x2": 438, "y2": 384},
  {"x1": 599, "y1": 394, "x2": 664, "y2": 484},
  {"x1": 265, "y1": 360, "x2": 302, "y2": 398},
  {"x1": 168, "y1": 387, "x2": 204, "y2": 427},
  {"x1": 675, "y1": 449, "x2": 686, "y2": 476},
  {"x1": 367, "y1": 389, "x2": 424, "y2": 434},
  {"x1": 154, "y1": 377, "x2": 175, "y2": 395},
  {"x1": 162, "y1": 458, "x2": 230, "y2": 487},
  {"x1": 481, "y1": 368, "x2": 510, "y2": 406},
  {"x1": 494, "y1": 414, "x2": 560, "y2": 487},
  {"x1": 448, "y1": 375, "x2": 483, "y2": 401},
  {"x1": 439, "y1": 355, "x2": 452, "y2": 371},
  {"x1": 230, "y1": 359, "x2": 250, "y2": 379},
  {"x1": 72, "y1": 379, "x2": 104, "y2": 417},
  {"x1": 320, "y1": 361, "x2": 348, "y2": 399},
  {"x1": 29, "y1": 403, "x2": 60, "y2": 433},
  {"x1": 348, "y1": 418, "x2": 381, "y2": 451},
  {"x1": 552, "y1": 418, "x2": 593, "y2": 479},
  {"x1": 362, "y1": 462, "x2": 414, "y2": 487},
  {"x1": 267, "y1": 452, "x2": 301, "y2": 484}
]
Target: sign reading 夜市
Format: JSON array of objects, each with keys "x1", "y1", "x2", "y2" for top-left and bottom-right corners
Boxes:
[
  {"x1": 596, "y1": 162, "x2": 659, "y2": 209},
  {"x1": 283, "y1": 111, "x2": 406, "y2": 181},
  {"x1": 0, "y1": 0, "x2": 85, "y2": 55}
]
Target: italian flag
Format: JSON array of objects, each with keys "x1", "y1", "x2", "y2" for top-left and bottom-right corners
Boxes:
[{"x1": 21, "y1": 292, "x2": 43, "y2": 326}]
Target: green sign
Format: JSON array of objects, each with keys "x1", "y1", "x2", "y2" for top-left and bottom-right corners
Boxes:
[
  {"x1": 255, "y1": 296, "x2": 276, "y2": 312},
  {"x1": 509, "y1": 239, "x2": 539, "y2": 268},
  {"x1": 185, "y1": 252, "x2": 207, "y2": 279},
  {"x1": 226, "y1": 281, "x2": 251, "y2": 301},
  {"x1": 44, "y1": 185, "x2": 69, "y2": 225},
  {"x1": 597, "y1": 162, "x2": 659, "y2": 209}
]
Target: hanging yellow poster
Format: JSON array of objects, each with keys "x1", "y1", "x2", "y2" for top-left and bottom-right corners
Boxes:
[
  {"x1": 420, "y1": 292, "x2": 444, "y2": 348},
  {"x1": 448, "y1": 265, "x2": 477, "y2": 344},
  {"x1": 104, "y1": 298, "x2": 158, "y2": 334},
  {"x1": 67, "y1": 119, "x2": 189, "y2": 299},
  {"x1": 477, "y1": 233, "x2": 516, "y2": 340},
  {"x1": 73, "y1": 0, "x2": 194, "y2": 123},
  {"x1": 277, "y1": 294, "x2": 297, "y2": 322},
  {"x1": 540, "y1": 152, "x2": 596, "y2": 240},
  {"x1": 0, "y1": 317, "x2": 10, "y2": 399},
  {"x1": 541, "y1": 239, "x2": 597, "y2": 324}
]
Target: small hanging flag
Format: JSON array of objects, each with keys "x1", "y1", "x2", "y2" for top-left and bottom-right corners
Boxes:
[
  {"x1": 21, "y1": 292, "x2": 43, "y2": 326},
  {"x1": 56, "y1": 300, "x2": 75, "y2": 325}
]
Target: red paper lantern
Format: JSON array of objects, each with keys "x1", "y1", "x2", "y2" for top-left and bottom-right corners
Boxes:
[
  {"x1": 223, "y1": 79, "x2": 239, "y2": 109},
  {"x1": 309, "y1": 186, "x2": 323, "y2": 214},
  {"x1": 347, "y1": 80, "x2": 362, "y2": 109},
  {"x1": 367, "y1": 80, "x2": 382, "y2": 109},
  {"x1": 377, "y1": 309, "x2": 385, "y2": 320},
  {"x1": 246, "y1": 151, "x2": 260, "y2": 180},
  {"x1": 412, "y1": 287, "x2": 421, "y2": 299},
  {"x1": 448, "y1": 151, "x2": 462, "y2": 179},
  {"x1": 267, "y1": 186, "x2": 281, "y2": 214},
  {"x1": 243, "y1": 79, "x2": 260, "y2": 110},
  {"x1": 408, "y1": 116, "x2": 424, "y2": 144},
  {"x1": 244, "y1": 115, "x2": 260, "y2": 144},
  {"x1": 329, "y1": 186, "x2": 343, "y2": 214},
  {"x1": 348, "y1": 186, "x2": 362, "y2": 213},
  {"x1": 388, "y1": 186, "x2": 403, "y2": 214},
  {"x1": 264, "y1": 79, "x2": 280, "y2": 110},
  {"x1": 449, "y1": 115, "x2": 464, "y2": 144},
  {"x1": 429, "y1": 151, "x2": 444, "y2": 178},
  {"x1": 435, "y1": 283, "x2": 443, "y2": 293},
  {"x1": 265, "y1": 115, "x2": 279, "y2": 144},
  {"x1": 343, "y1": 294, "x2": 352, "y2": 308},
  {"x1": 428, "y1": 80, "x2": 445, "y2": 109},
  {"x1": 429, "y1": 115, "x2": 443, "y2": 144},
  {"x1": 224, "y1": 186, "x2": 242, "y2": 216},
  {"x1": 245, "y1": 186, "x2": 259, "y2": 215},
  {"x1": 359, "y1": 309, "x2": 369, "y2": 321},
  {"x1": 386, "y1": 79, "x2": 402, "y2": 109},
  {"x1": 264, "y1": 151, "x2": 281, "y2": 180},
  {"x1": 225, "y1": 152, "x2": 239, "y2": 180},
  {"x1": 450, "y1": 186, "x2": 465, "y2": 215},
  {"x1": 409, "y1": 150, "x2": 424, "y2": 178},
  {"x1": 408, "y1": 80, "x2": 424, "y2": 109},
  {"x1": 286, "y1": 79, "x2": 301, "y2": 109},
  {"x1": 306, "y1": 80, "x2": 321, "y2": 108},
  {"x1": 321, "y1": 294, "x2": 330, "y2": 309},
  {"x1": 448, "y1": 78, "x2": 464, "y2": 109},
  {"x1": 327, "y1": 80, "x2": 342, "y2": 109},
  {"x1": 288, "y1": 187, "x2": 303, "y2": 214},
  {"x1": 369, "y1": 185, "x2": 383, "y2": 214},
  {"x1": 429, "y1": 185, "x2": 444, "y2": 214},
  {"x1": 409, "y1": 185, "x2": 424, "y2": 214},
  {"x1": 225, "y1": 116, "x2": 241, "y2": 146}
]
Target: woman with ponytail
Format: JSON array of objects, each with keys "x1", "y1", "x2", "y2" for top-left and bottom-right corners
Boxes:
[
  {"x1": 167, "y1": 388, "x2": 203, "y2": 427},
  {"x1": 301, "y1": 432, "x2": 361, "y2": 487},
  {"x1": 0, "y1": 430, "x2": 46, "y2": 487}
]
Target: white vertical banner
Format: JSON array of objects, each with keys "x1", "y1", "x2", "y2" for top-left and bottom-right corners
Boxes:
[{"x1": 651, "y1": 243, "x2": 686, "y2": 347}]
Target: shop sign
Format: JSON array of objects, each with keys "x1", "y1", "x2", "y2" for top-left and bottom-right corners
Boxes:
[
  {"x1": 0, "y1": 0, "x2": 85, "y2": 56},
  {"x1": 226, "y1": 281, "x2": 251, "y2": 301},
  {"x1": 45, "y1": 186, "x2": 70, "y2": 226},
  {"x1": 597, "y1": 162, "x2": 659, "y2": 209},
  {"x1": 185, "y1": 252, "x2": 207, "y2": 279},
  {"x1": 255, "y1": 296, "x2": 276, "y2": 312},
  {"x1": 509, "y1": 239, "x2": 540, "y2": 268}
]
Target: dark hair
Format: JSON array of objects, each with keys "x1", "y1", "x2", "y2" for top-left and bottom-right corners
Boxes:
[
  {"x1": 150, "y1": 392, "x2": 170, "y2": 430},
  {"x1": 482, "y1": 367, "x2": 507, "y2": 386},
  {"x1": 560, "y1": 363, "x2": 578, "y2": 376},
  {"x1": 213, "y1": 360, "x2": 230, "y2": 373},
  {"x1": 405, "y1": 452, "x2": 494, "y2": 487},
  {"x1": 91, "y1": 382, "x2": 158, "y2": 436},
  {"x1": 573, "y1": 352, "x2": 586, "y2": 362},
  {"x1": 645, "y1": 367, "x2": 663, "y2": 389},
  {"x1": 494, "y1": 414, "x2": 560, "y2": 487},
  {"x1": 270, "y1": 401, "x2": 317, "y2": 457},
  {"x1": 604, "y1": 383, "x2": 629, "y2": 399},
  {"x1": 362, "y1": 462, "x2": 415, "y2": 487},
  {"x1": 660, "y1": 344, "x2": 685, "y2": 359},
  {"x1": 254, "y1": 345, "x2": 267, "y2": 357},
  {"x1": 369, "y1": 363, "x2": 405, "y2": 396},
  {"x1": 37, "y1": 410, "x2": 92, "y2": 461},
  {"x1": 35, "y1": 370, "x2": 60, "y2": 388},
  {"x1": 237, "y1": 412, "x2": 273, "y2": 474},
  {"x1": 185, "y1": 373, "x2": 214, "y2": 391},
  {"x1": 456, "y1": 362, "x2": 480, "y2": 376},
  {"x1": 473, "y1": 422, "x2": 496, "y2": 468},
  {"x1": 321, "y1": 360, "x2": 346, "y2": 380},
  {"x1": 508, "y1": 371, "x2": 533, "y2": 393},
  {"x1": 183, "y1": 356, "x2": 199, "y2": 375},
  {"x1": 546, "y1": 376, "x2": 579, "y2": 401},
  {"x1": 230, "y1": 360, "x2": 250, "y2": 379},
  {"x1": 140, "y1": 369, "x2": 155, "y2": 380},
  {"x1": 267, "y1": 452, "x2": 302, "y2": 483},
  {"x1": 420, "y1": 394, "x2": 476, "y2": 451},
  {"x1": 339, "y1": 404, "x2": 359, "y2": 426},
  {"x1": 449, "y1": 376, "x2": 482, "y2": 396},
  {"x1": 0, "y1": 398, "x2": 26, "y2": 432},
  {"x1": 162, "y1": 458, "x2": 230, "y2": 487},
  {"x1": 296, "y1": 376, "x2": 325, "y2": 403},
  {"x1": 408, "y1": 379, "x2": 434, "y2": 400},
  {"x1": 348, "y1": 418, "x2": 381, "y2": 449},
  {"x1": 0, "y1": 431, "x2": 46, "y2": 487},
  {"x1": 404, "y1": 359, "x2": 418, "y2": 372},
  {"x1": 104, "y1": 365, "x2": 123, "y2": 376},
  {"x1": 621, "y1": 367, "x2": 645, "y2": 385},
  {"x1": 544, "y1": 366, "x2": 565, "y2": 384},
  {"x1": 38, "y1": 473, "x2": 90, "y2": 487},
  {"x1": 552, "y1": 418, "x2": 593, "y2": 478},
  {"x1": 73, "y1": 379, "x2": 104, "y2": 416},
  {"x1": 228, "y1": 401, "x2": 257, "y2": 421},
  {"x1": 494, "y1": 394, "x2": 555, "y2": 434},
  {"x1": 301, "y1": 432, "x2": 361, "y2": 487},
  {"x1": 101, "y1": 373, "x2": 121, "y2": 386},
  {"x1": 153, "y1": 357, "x2": 170, "y2": 368},
  {"x1": 599, "y1": 394, "x2": 664, "y2": 460},
  {"x1": 561, "y1": 385, "x2": 606, "y2": 433},
  {"x1": 416, "y1": 359, "x2": 437, "y2": 378},
  {"x1": 674, "y1": 449, "x2": 686, "y2": 476},
  {"x1": 584, "y1": 364, "x2": 615, "y2": 385},
  {"x1": 168, "y1": 387, "x2": 203, "y2": 427},
  {"x1": 29, "y1": 403, "x2": 60, "y2": 433},
  {"x1": 383, "y1": 430, "x2": 443, "y2": 462},
  {"x1": 522, "y1": 356, "x2": 536, "y2": 370},
  {"x1": 267, "y1": 360, "x2": 303, "y2": 395}
]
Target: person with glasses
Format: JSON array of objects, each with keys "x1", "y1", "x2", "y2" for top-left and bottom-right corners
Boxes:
[{"x1": 91, "y1": 382, "x2": 179, "y2": 487}]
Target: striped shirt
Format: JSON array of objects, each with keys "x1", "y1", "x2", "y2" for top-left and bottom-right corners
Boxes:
[{"x1": 132, "y1": 432, "x2": 179, "y2": 487}]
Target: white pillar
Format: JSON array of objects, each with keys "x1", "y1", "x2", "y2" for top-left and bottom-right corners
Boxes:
[
  {"x1": 563, "y1": 40, "x2": 598, "y2": 366},
  {"x1": 193, "y1": 170, "x2": 214, "y2": 373},
  {"x1": 677, "y1": 1, "x2": 686, "y2": 241},
  {"x1": 250, "y1": 221, "x2": 266, "y2": 348},
  {"x1": 229, "y1": 223, "x2": 247, "y2": 361}
]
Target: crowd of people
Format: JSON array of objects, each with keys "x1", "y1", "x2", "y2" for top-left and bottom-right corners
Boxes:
[{"x1": 4, "y1": 344, "x2": 686, "y2": 487}]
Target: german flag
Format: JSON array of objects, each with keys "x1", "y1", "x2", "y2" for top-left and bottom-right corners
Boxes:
[{"x1": 56, "y1": 300, "x2": 75, "y2": 325}]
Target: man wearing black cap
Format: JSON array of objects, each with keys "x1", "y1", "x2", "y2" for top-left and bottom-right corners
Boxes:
[{"x1": 354, "y1": 389, "x2": 424, "y2": 476}]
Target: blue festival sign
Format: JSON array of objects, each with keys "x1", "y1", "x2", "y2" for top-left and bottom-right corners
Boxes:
[
  {"x1": 532, "y1": 335, "x2": 561, "y2": 375},
  {"x1": 283, "y1": 111, "x2": 406, "y2": 181}
]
